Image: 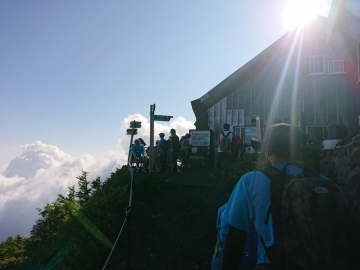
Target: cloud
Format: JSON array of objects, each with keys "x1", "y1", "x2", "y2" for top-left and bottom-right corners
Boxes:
[
  {"x1": 0, "y1": 114, "x2": 195, "y2": 241},
  {"x1": 117, "y1": 114, "x2": 195, "y2": 151},
  {"x1": 0, "y1": 145, "x2": 123, "y2": 242}
]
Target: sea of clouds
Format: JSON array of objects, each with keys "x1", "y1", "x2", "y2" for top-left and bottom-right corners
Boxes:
[{"x1": 0, "y1": 114, "x2": 195, "y2": 241}]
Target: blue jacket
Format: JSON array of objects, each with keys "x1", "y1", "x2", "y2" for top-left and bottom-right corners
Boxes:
[{"x1": 131, "y1": 144, "x2": 145, "y2": 158}]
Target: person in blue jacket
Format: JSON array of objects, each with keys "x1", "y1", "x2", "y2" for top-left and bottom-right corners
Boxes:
[
  {"x1": 222, "y1": 124, "x2": 332, "y2": 270},
  {"x1": 131, "y1": 139, "x2": 149, "y2": 170}
]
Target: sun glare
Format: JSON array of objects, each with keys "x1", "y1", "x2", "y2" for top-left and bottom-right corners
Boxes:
[{"x1": 282, "y1": 0, "x2": 327, "y2": 29}]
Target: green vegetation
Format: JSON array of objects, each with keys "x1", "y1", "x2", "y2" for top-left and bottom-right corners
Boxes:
[
  {"x1": 229, "y1": 145, "x2": 325, "y2": 180},
  {"x1": 0, "y1": 235, "x2": 29, "y2": 269},
  {"x1": 229, "y1": 153, "x2": 266, "y2": 179},
  {"x1": 0, "y1": 167, "x2": 160, "y2": 270}
]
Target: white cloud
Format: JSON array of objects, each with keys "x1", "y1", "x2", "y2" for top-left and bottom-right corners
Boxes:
[
  {"x1": 117, "y1": 114, "x2": 195, "y2": 150},
  {"x1": 0, "y1": 114, "x2": 195, "y2": 241}
]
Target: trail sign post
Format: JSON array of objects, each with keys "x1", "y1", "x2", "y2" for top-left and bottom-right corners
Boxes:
[
  {"x1": 127, "y1": 121, "x2": 141, "y2": 167},
  {"x1": 125, "y1": 120, "x2": 141, "y2": 270},
  {"x1": 149, "y1": 104, "x2": 172, "y2": 174}
]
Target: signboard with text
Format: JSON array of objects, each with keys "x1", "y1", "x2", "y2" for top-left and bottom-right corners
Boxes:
[
  {"x1": 245, "y1": 126, "x2": 257, "y2": 144},
  {"x1": 189, "y1": 130, "x2": 211, "y2": 147}
]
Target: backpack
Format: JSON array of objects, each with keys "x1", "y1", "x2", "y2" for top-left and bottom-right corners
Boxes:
[
  {"x1": 219, "y1": 131, "x2": 231, "y2": 152},
  {"x1": 260, "y1": 163, "x2": 356, "y2": 270}
]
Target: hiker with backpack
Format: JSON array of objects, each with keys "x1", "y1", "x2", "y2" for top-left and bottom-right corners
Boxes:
[
  {"x1": 211, "y1": 177, "x2": 258, "y2": 270},
  {"x1": 180, "y1": 133, "x2": 192, "y2": 169},
  {"x1": 222, "y1": 123, "x2": 358, "y2": 270},
  {"x1": 170, "y1": 129, "x2": 180, "y2": 173},
  {"x1": 157, "y1": 133, "x2": 167, "y2": 173},
  {"x1": 211, "y1": 123, "x2": 234, "y2": 178}
]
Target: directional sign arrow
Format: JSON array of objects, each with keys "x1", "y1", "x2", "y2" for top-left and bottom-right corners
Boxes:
[{"x1": 154, "y1": 115, "x2": 173, "y2": 121}]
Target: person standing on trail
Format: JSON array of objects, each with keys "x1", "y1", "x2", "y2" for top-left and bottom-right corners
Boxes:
[
  {"x1": 157, "y1": 133, "x2": 167, "y2": 173},
  {"x1": 131, "y1": 139, "x2": 149, "y2": 171},
  {"x1": 222, "y1": 123, "x2": 356, "y2": 270},
  {"x1": 170, "y1": 129, "x2": 180, "y2": 173},
  {"x1": 211, "y1": 123, "x2": 233, "y2": 178},
  {"x1": 180, "y1": 133, "x2": 191, "y2": 169}
]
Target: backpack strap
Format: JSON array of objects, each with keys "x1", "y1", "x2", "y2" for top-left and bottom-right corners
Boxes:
[
  {"x1": 259, "y1": 166, "x2": 289, "y2": 268},
  {"x1": 260, "y1": 166, "x2": 286, "y2": 225},
  {"x1": 221, "y1": 131, "x2": 231, "y2": 137}
]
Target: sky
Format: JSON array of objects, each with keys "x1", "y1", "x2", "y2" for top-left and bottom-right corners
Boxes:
[{"x1": 0, "y1": 0, "x2": 333, "y2": 241}]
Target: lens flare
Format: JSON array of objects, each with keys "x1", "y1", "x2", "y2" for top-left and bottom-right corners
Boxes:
[{"x1": 282, "y1": 0, "x2": 328, "y2": 29}]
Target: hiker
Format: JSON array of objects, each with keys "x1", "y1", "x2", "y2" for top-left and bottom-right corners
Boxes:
[
  {"x1": 180, "y1": 133, "x2": 191, "y2": 169},
  {"x1": 211, "y1": 177, "x2": 258, "y2": 270},
  {"x1": 138, "y1": 138, "x2": 146, "y2": 146},
  {"x1": 231, "y1": 135, "x2": 243, "y2": 161},
  {"x1": 166, "y1": 136, "x2": 173, "y2": 171},
  {"x1": 222, "y1": 123, "x2": 356, "y2": 270},
  {"x1": 170, "y1": 129, "x2": 180, "y2": 173},
  {"x1": 157, "y1": 133, "x2": 167, "y2": 173},
  {"x1": 130, "y1": 139, "x2": 149, "y2": 171},
  {"x1": 211, "y1": 123, "x2": 234, "y2": 178}
]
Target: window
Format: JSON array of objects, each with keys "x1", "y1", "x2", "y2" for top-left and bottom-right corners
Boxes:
[
  {"x1": 328, "y1": 59, "x2": 345, "y2": 74},
  {"x1": 305, "y1": 55, "x2": 325, "y2": 75},
  {"x1": 306, "y1": 125, "x2": 328, "y2": 144},
  {"x1": 234, "y1": 126, "x2": 245, "y2": 139}
]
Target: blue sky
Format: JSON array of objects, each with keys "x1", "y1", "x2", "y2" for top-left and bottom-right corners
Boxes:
[{"x1": 0, "y1": 0, "x2": 333, "y2": 164}]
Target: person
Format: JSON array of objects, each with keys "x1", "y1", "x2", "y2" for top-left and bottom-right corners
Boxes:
[
  {"x1": 154, "y1": 140, "x2": 160, "y2": 171},
  {"x1": 157, "y1": 133, "x2": 167, "y2": 173},
  {"x1": 211, "y1": 178, "x2": 258, "y2": 270},
  {"x1": 232, "y1": 135, "x2": 243, "y2": 161},
  {"x1": 166, "y1": 136, "x2": 173, "y2": 171},
  {"x1": 138, "y1": 138, "x2": 146, "y2": 146},
  {"x1": 180, "y1": 133, "x2": 191, "y2": 169},
  {"x1": 222, "y1": 123, "x2": 352, "y2": 270},
  {"x1": 211, "y1": 123, "x2": 234, "y2": 178},
  {"x1": 130, "y1": 139, "x2": 149, "y2": 171},
  {"x1": 170, "y1": 129, "x2": 180, "y2": 173}
]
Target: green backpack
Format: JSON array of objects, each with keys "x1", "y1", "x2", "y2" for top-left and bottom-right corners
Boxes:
[
  {"x1": 260, "y1": 164, "x2": 357, "y2": 270},
  {"x1": 219, "y1": 132, "x2": 231, "y2": 152}
]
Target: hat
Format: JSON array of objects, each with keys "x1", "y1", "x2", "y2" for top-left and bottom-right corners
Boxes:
[
  {"x1": 254, "y1": 123, "x2": 303, "y2": 157},
  {"x1": 134, "y1": 139, "x2": 140, "y2": 144},
  {"x1": 159, "y1": 133, "x2": 165, "y2": 137}
]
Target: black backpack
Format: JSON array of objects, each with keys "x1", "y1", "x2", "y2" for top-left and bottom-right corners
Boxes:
[{"x1": 259, "y1": 163, "x2": 358, "y2": 270}]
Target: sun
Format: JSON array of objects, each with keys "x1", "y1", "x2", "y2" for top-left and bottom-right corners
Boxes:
[{"x1": 282, "y1": 0, "x2": 328, "y2": 29}]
